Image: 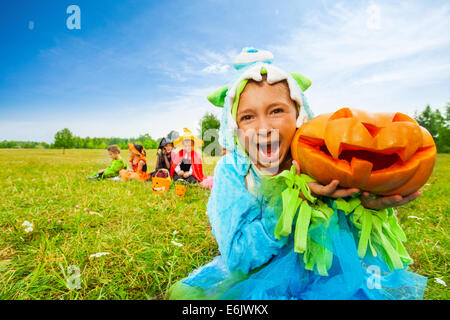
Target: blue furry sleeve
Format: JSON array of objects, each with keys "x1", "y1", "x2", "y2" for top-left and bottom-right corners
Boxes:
[{"x1": 206, "y1": 153, "x2": 285, "y2": 274}]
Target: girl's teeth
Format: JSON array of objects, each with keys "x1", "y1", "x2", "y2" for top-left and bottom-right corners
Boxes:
[{"x1": 258, "y1": 142, "x2": 280, "y2": 162}]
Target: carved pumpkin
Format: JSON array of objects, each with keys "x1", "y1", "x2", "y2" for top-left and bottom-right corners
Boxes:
[
  {"x1": 175, "y1": 185, "x2": 187, "y2": 197},
  {"x1": 291, "y1": 108, "x2": 437, "y2": 196},
  {"x1": 152, "y1": 176, "x2": 171, "y2": 195}
]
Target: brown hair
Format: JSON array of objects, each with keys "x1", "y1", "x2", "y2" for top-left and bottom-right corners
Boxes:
[{"x1": 107, "y1": 145, "x2": 121, "y2": 154}]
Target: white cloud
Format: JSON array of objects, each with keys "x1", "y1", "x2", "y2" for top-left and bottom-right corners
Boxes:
[
  {"x1": 271, "y1": 1, "x2": 450, "y2": 116},
  {"x1": 177, "y1": 48, "x2": 236, "y2": 75},
  {"x1": 356, "y1": 62, "x2": 450, "y2": 85},
  {"x1": 202, "y1": 63, "x2": 230, "y2": 74},
  {"x1": 276, "y1": 2, "x2": 450, "y2": 73},
  {"x1": 366, "y1": 3, "x2": 382, "y2": 30}
]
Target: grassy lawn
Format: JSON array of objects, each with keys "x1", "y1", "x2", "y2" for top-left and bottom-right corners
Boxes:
[{"x1": 0, "y1": 149, "x2": 448, "y2": 299}]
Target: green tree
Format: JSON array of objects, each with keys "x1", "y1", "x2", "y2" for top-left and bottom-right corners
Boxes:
[
  {"x1": 436, "y1": 103, "x2": 450, "y2": 153},
  {"x1": 118, "y1": 142, "x2": 128, "y2": 150},
  {"x1": 72, "y1": 136, "x2": 82, "y2": 149},
  {"x1": 415, "y1": 105, "x2": 443, "y2": 139},
  {"x1": 54, "y1": 128, "x2": 74, "y2": 154},
  {"x1": 415, "y1": 104, "x2": 450, "y2": 153},
  {"x1": 38, "y1": 142, "x2": 49, "y2": 149},
  {"x1": 135, "y1": 133, "x2": 158, "y2": 149},
  {"x1": 199, "y1": 112, "x2": 221, "y2": 156},
  {"x1": 446, "y1": 102, "x2": 450, "y2": 123}
]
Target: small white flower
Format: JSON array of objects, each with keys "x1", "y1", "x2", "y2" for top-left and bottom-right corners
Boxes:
[
  {"x1": 171, "y1": 241, "x2": 183, "y2": 247},
  {"x1": 88, "y1": 211, "x2": 103, "y2": 218},
  {"x1": 434, "y1": 278, "x2": 447, "y2": 286},
  {"x1": 408, "y1": 216, "x2": 424, "y2": 221},
  {"x1": 89, "y1": 252, "x2": 110, "y2": 259},
  {"x1": 22, "y1": 221, "x2": 34, "y2": 233},
  {"x1": 22, "y1": 221, "x2": 33, "y2": 227},
  {"x1": 172, "y1": 230, "x2": 178, "y2": 235}
]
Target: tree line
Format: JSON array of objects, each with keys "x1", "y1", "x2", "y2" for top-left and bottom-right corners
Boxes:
[
  {"x1": 414, "y1": 103, "x2": 450, "y2": 153},
  {"x1": 0, "y1": 131, "x2": 162, "y2": 151},
  {"x1": 1, "y1": 105, "x2": 449, "y2": 153},
  {"x1": 53, "y1": 130, "x2": 169, "y2": 153}
]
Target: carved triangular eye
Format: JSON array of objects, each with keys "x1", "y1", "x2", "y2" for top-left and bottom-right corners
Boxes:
[
  {"x1": 392, "y1": 112, "x2": 416, "y2": 123},
  {"x1": 362, "y1": 122, "x2": 382, "y2": 138},
  {"x1": 329, "y1": 108, "x2": 353, "y2": 120}
]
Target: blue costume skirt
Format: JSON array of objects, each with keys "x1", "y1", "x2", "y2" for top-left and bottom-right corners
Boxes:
[{"x1": 169, "y1": 209, "x2": 427, "y2": 300}]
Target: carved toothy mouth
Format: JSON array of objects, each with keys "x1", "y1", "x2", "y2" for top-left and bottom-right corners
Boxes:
[
  {"x1": 318, "y1": 144, "x2": 401, "y2": 171},
  {"x1": 299, "y1": 136, "x2": 407, "y2": 172}
]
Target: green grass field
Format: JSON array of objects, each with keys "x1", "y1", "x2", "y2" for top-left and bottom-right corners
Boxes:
[{"x1": 0, "y1": 149, "x2": 448, "y2": 299}]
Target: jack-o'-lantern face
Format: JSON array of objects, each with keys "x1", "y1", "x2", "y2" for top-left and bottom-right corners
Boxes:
[
  {"x1": 291, "y1": 108, "x2": 437, "y2": 196},
  {"x1": 152, "y1": 177, "x2": 171, "y2": 195},
  {"x1": 175, "y1": 185, "x2": 186, "y2": 197}
]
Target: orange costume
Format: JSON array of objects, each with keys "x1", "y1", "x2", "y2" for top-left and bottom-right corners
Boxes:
[{"x1": 120, "y1": 143, "x2": 150, "y2": 181}]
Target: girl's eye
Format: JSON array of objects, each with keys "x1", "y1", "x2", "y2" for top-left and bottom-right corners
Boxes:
[
  {"x1": 272, "y1": 108, "x2": 284, "y2": 114},
  {"x1": 240, "y1": 115, "x2": 253, "y2": 122}
]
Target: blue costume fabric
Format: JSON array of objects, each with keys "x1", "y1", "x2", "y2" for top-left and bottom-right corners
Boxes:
[
  {"x1": 168, "y1": 151, "x2": 427, "y2": 300},
  {"x1": 168, "y1": 48, "x2": 427, "y2": 300}
]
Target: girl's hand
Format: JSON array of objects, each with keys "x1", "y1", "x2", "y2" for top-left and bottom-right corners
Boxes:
[
  {"x1": 177, "y1": 170, "x2": 184, "y2": 176},
  {"x1": 183, "y1": 172, "x2": 191, "y2": 178},
  {"x1": 137, "y1": 160, "x2": 146, "y2": 173},
  {"x1": 360, "y1": 191, "x2": 421, "y2": 210},
  {"x1": 292, "y1": 160, "x2": 360, "y2": 199},
  {"x1": 308, "y1": 180, "x2": 360, "y2": 198}
]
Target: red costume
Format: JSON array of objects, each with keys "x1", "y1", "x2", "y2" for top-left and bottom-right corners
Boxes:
[{"x1": 170, "y1": 149, "x2": 205, "y2": 182}]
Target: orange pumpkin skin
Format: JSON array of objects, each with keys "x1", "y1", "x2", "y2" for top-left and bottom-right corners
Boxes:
[{"x1": 291, "y1": 108, "x2": 437, "y2": 196}]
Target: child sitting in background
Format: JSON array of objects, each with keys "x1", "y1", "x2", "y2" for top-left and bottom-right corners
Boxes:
[
  {"x1": 170, "y1": 128, "x2": 205, "y2": 184},
  {"x1": 150, "y1": 137, "x2": 174, "y2": 179},
  {"x1": 88, "y1": 145, "x2": 127, "y2": 180},
  {"x1": 119, "y1": 143, "x2": 150, "y2": 181}
]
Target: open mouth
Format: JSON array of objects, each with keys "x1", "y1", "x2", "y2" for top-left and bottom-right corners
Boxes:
[
  {"x1": 299, "y1": 136, "x2": 407, "y2": 172},
  {"x1": 318, "y1": 144, "x2": 401, "y2": 171},
  {"x1": 256, "y1": 140, "x2": 281, "y2": 164},
  {"x1": 295, "y1": 132, "x2": 436, "y2": 195}
]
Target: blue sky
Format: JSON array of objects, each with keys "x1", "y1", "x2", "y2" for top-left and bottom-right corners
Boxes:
[{"x1": 0, "y1": 0, "x2": 449, "y2": 142}]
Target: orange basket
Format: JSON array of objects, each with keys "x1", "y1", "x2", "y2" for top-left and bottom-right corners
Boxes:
[
  {"x1": 175, "y1": 184, "x2": 187, "y2": 197},
  {"x1": 152, "y1": 176, "x2": 171, "y2": 195}
]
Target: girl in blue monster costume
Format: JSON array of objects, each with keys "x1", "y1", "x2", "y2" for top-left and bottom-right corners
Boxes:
[{"x1": 169, "y1": 48, "x2": 427, "y2": 300}]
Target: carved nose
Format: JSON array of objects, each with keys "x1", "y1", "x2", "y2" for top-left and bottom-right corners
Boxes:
[{"x1": 362, "y1": 122, "x2": 382, "y2": 138}]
